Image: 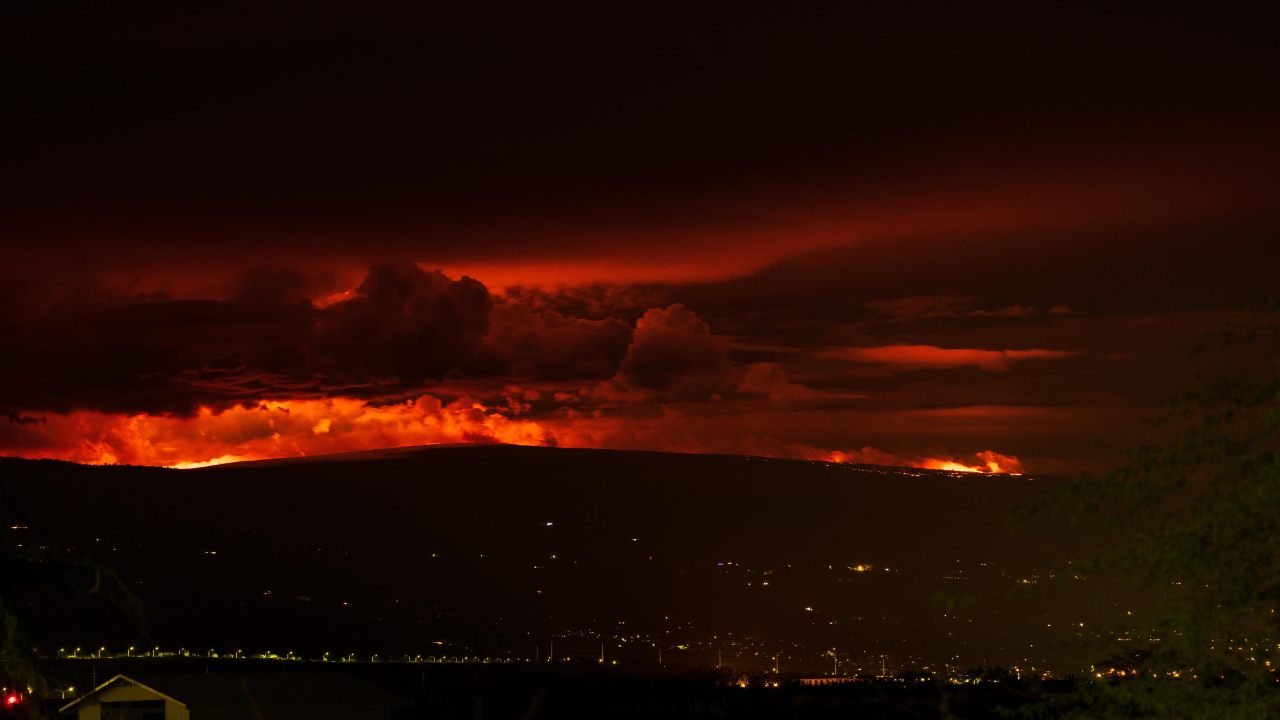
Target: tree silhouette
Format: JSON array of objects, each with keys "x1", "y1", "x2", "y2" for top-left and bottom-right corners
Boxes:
[{"x1": 1026, "y1": 307, "x2": 1280, "y2": 718}]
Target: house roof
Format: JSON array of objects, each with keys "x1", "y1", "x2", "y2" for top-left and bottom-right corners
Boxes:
[{"x1": 60, "y1": 672, "x2": 409, "y2": 713}]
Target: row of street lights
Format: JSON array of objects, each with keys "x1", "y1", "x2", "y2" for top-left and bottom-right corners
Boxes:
[{"x1": 54, "y1": 647, "x2": 525, "y2": 664}]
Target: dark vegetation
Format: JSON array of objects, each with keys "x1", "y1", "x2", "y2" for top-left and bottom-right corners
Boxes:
[{"x1": 1017, "y1": 308, "x2": 1280, "y2": 718}]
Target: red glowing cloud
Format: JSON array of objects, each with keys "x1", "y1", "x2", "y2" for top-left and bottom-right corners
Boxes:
[{"x1": 823, "y1": 345, "x2": 1077, "y2": 372}]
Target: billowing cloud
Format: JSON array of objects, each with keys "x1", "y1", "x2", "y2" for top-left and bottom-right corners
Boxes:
[
  {"x1": 735, "y1": 362, "x2": 819, "y2": 401},
  {"x1": 0, "y1": 240, "x2": 1266, "y2": 478},
  {"x1": 823, "y1": 345, "x2": 1077, "y2": 372},
  {"x1": 315, "y1": 263, "x2": 493, "y2": 383},
  {"x1": 499, "y1": 284, "x2": 663, "y2": 322},
  {"x1": 484, "y1": 301, "x2": 633, "y2": 380},
  {"x1": 614, "y1": 304, "x2": 734, "y2": 398},
  {"x1": 0, "y1": 264, "x2": 651, "y2": 417},
  {"x1": 733, "y1": 362, "x2": 865, "y2": 403}
]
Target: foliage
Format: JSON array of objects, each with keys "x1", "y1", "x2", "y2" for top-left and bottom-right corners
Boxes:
[{"x1": 1023, "y1": 308, "x2": 1280, "y2": 718}]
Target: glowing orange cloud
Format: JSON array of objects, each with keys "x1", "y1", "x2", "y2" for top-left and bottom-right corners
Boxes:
[
  {"x1": 823, "y1": 345, "x2": 1077, "y2": 372},
  {"x1": 3, "y1": 396, "x2": 554, "y2": 468},
  {"x1": 823, "y1": 447, "x2": 1023, "y2": 474},
  {"x1": 922, "y1": 450, "x2": 1024, "y2": 474},
  {"x1": 1, "y1": 396, "x2": 1028, "y2": 474}
]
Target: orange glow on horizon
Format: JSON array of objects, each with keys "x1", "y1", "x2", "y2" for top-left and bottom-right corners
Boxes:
[
  {"x1": 917, "y1": 451, "x2": 1023, "y2": 474},
  {"x1": 823, "y1": 446, "x2": 1024, "y2": 475},
  {"x1": 1, "y1": 396, "x2": 1028, "y2": 474},
  {"x1": 922, "y1": 460, "x2": 985, "y2": 473}
]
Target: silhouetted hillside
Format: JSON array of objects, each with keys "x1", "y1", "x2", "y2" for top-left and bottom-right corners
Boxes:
[{"x1": 1, "y1": 445, "x2": 1123, "y2": 674}]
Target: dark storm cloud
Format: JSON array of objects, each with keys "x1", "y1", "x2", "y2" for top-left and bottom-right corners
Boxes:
[
  {"x1": 615, "y1": 305, "x2": 735, "y2": 399},
  {"x1": 315, "y1": 264, "x2": 493, "y2": 383},
  {"x1": 0, "y1": 264, "x2": 641, "y2": 416},
  {"x1": 667, "y1": 223, "x2": 1280, "y2": 344},
  {"x1": 0, "y1": 293, "x2": 317, "y2": 415},
  {"x1": 228, "y1": 268, "x2": 313, "y2": 306},
  {"x1": 500, "y1": 285, "x2": 664, "y2": 323},
  {"x1": 485, "y1": 302, "x2": 633, "y2": 381}
]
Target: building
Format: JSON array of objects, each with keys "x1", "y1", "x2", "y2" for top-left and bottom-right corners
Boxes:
[{"x1": 58, "y1": 673, "x2": 409, "y2": 719}]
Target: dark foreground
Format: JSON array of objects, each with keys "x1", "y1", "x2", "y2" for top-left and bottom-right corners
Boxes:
[
  {"x1": 34, "y1": 659, "x2": 1063, "y2": 719},
  {"x1": 1, "y1": 445, "x2": 1118, "y2": 676}
]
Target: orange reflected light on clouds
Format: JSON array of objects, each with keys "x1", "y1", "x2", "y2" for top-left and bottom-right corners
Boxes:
[
  {"x1": 7, "y1": 396, "x2": 553, "y2": 468},
  {"x1": 4, "y1": 396, "x2": 1028, "y2": 474},
  {"x1": 823, "y1": 345, "x2": 1077, "y2": 372}
]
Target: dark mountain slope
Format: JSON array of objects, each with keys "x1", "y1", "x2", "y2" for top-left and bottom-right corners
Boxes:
[{"x1": 0, "y1": 445, "x2": 1117, "y2": 673}]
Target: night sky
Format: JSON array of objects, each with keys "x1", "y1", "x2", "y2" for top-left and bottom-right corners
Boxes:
[{"x1": 3, "y1": 5, "x2": 1278, "y2": 473}]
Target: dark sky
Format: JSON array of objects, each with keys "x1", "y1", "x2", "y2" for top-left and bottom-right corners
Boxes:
[{"x1": 2, "y1": 4, "x2": 1278, "y2": 472}]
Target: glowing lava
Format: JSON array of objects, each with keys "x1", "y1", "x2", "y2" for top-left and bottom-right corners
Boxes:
[{"x1": 0, "y1": 396, "x2": 1027, "y2": 474}]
